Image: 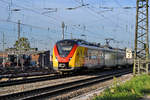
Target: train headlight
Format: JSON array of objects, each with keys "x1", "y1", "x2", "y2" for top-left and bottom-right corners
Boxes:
[
  {"x1": 55, "y1": 57, "x2": 58, "y2": 61},
  {"x1": 69, "y1": 57, "x2": 72, "y2": 61}
]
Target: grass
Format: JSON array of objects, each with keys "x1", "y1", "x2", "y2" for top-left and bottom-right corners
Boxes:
[{"x1": 93, "y1": 75, "x2": 150, "y2": 100}]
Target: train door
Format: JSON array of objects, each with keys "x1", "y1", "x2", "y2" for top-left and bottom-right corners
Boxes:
[
  {"x1": 114, "y1": 51, "x2": 118, "y2": 66},
  {"x1": 86, "y1": 48, "x2": 97, "y2": 68},
  {"x1": 86, "y1": 49, "x2": 92, "y2": 67},
  {"x1": 98, "y1": 49, "x2": 105, "y2": 67},
  {"x1": 104, "y1": 50, "x2": 116, "y2": 67},
  {"x1": 104, "y1": 50, "x2": 111, "y2": 67}
]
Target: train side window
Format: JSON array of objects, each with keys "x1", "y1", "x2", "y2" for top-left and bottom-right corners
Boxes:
[
  {"x1": 88, "y1": 52, "x2": 91, "y2": 59},
  {"x1": 99, "y1": 51, "x2": 103, "y2": 57},
  {"x1": 84, "y1": 51, "x2": 88, "y2": 58},
  {"x1": 89, "y1": 52, "x2": 91, "y2": 59},
  {"x1": 77, "y1": 52, "x2": 79, "y2": 56}
]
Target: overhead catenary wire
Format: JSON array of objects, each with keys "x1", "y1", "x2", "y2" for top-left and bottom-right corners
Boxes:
[
  {"x1": 0, "y1": 0, "x2": 103, "y2": 41},
  {"x1": 0, "y1": 0, "x2": 137, "y2": 49},
  {"x1": 0, "y1": 18, "x2": 52, "y2": 31},
  {"x1": 72, "y1": 1, "x2": 122, "y2": 38},
  {"x1": 0, "y1": 0, "x2": 60, "y2": 26},
  {"x1": 73, "y1": 0, "x2": 128, "y2": 30},
  {"x1": 72, "y1": 0, "x2": 135, "y2": 47}
]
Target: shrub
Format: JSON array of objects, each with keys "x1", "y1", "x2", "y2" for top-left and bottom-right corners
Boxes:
[{"x1": 93, "y1": 75, "x2": 150, "y2": 100}]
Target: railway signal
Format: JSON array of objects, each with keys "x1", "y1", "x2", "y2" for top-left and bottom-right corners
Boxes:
[
  {"x1": 2, "y1": 33, "x2": 6, "y2": 68},
  {"x1": 126, "y1": 49, "x2": 132, "y2": 59},
  {"x1": 62, "y1": 21, "x2": 65, "y2": 40}
]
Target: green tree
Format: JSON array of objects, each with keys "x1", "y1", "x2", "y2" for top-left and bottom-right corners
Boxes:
[{"x1": 14, "y1": 37, "x2": 30, "y2": 50}]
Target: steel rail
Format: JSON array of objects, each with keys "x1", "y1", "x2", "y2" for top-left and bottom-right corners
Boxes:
[{"x1": 0, "y1": 74, "x2": 65, "y2": 87}]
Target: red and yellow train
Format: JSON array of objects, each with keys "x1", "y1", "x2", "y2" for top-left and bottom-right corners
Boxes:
[{"x1": 53, "y1": 39, "x2": 133, "y2": 72}]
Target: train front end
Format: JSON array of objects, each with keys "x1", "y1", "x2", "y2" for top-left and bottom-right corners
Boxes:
[{"x1": 53, "y1": 40, "x2": 78, "y2": 72}]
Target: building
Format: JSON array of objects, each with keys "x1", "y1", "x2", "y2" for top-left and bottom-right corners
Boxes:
[{"x1": 0, "y1": 50, "x2": 51, "y2": 68}]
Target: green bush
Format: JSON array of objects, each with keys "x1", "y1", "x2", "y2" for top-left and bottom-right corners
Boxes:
[{"x1": 93, "y1": 75, "x2": 150, "y2": 100}]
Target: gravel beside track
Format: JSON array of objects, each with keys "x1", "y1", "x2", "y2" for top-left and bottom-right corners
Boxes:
[
  {"x1": 70, "y1": 74, "x2": 133, "y2": 100},
  {"x1": 0, "y1": 74, "x2": 67, "y2": 87},
  {"x1": 0, "y1": 71, "x2": 54, "y2": 80},
  {"x1": 0, "y1": 75, "x2": 95, "y2": 96}
]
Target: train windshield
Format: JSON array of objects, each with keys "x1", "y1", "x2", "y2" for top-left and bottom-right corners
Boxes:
[{"x1": 56, "y1": 40, "x2": 76, "y2": 57}]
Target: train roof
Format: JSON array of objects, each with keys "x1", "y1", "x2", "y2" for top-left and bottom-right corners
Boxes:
[
  {"x1": 57, "y1": 39, "x2": 100, "y2": 47},
  {"x1": 57, "y1": 39, "x2": 126, "y2": 52}
]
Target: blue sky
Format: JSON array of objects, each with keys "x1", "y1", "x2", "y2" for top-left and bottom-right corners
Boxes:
[{"x1": 0, "y1": 0, "x2": 138, "y2": 52}]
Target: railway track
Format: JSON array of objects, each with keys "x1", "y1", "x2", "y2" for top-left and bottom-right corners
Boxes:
[
  {"x1": 0, "y1": 68, "x2": 132, "y2": 100},
  {"x1": 0, "y1": 69, "x2": 107, "y2": 87},
  {"x1": 0, "y1": 72, "x2": 81, "y2": 87},
  {"x1": 0, "y1": 74, "x2": 60, "y2": 87},
  {"x1": 0, "y1": 68, "x2": 118, "y2": 87}
]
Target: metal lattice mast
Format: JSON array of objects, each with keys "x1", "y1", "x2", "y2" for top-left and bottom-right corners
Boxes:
[{"x1": 133, "y1": 0, "x2": 149, "y2": 75}]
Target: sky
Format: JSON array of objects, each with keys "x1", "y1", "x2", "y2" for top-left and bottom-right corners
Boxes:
[{"x1": 0, "y1": 0, "x2": 138, "y2": 53}]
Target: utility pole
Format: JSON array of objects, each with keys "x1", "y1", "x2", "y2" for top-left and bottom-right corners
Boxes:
[
  {"x1": 17, "y1": 20, "x2": 21, "y2": 67},
  {"x1": 133, "y1": 0, "x2": 149, "y2": 75},
  {"x1": 18, "y1": 20, "x2": 24, "y2": 70},
  {"x1": 62, "y1": 21, "x2": 65, "y2": 40},
  {"x1": 70, "y1": 33, "x2": 73, "y2": 39},
  {"x1": 18, "y1": 20, "x2": 20, "y2": 40},
  {"x1": 2, "y1": 33, "x2": 5, "y2": 68}
]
